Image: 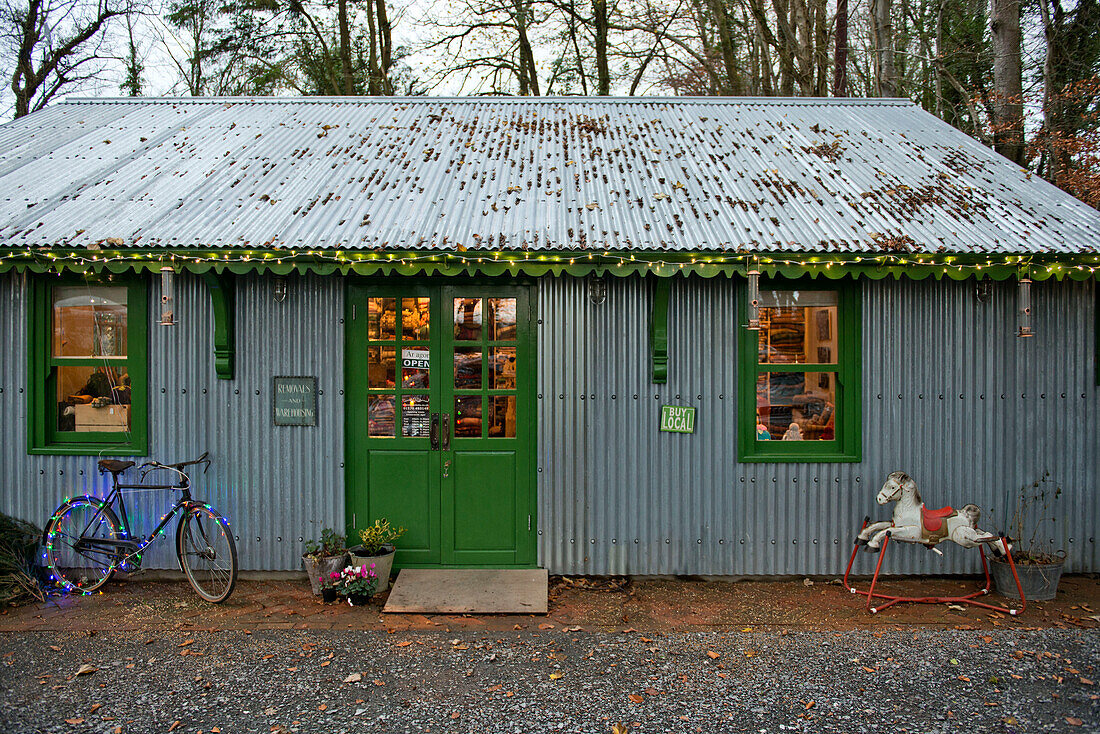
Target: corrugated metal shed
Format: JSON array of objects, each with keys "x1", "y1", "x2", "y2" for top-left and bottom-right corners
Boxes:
[{"x1": 0, "y1": 97, "x2": 1097, "y2": 255}]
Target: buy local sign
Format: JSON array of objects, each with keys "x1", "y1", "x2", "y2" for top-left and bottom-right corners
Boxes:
[{"x1": 659, "y1": 405, "x2": 696, "y2": 434}]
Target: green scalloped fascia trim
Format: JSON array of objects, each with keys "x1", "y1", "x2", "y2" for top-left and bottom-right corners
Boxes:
[{"x1": 1, "y1": 248, "x2": 1098, "y2": 281}]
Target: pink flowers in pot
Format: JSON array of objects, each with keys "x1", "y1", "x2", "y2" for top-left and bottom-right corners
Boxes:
[{"x1": 326, "y1": 563, "x2": 378, "y2": 599}]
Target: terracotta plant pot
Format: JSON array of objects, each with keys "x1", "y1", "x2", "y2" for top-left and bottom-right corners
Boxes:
[
  {"x1": 990, "y1": 555, "x2": 1065, "y2": 601},
  {"x1": 347, "y1": 544, "x2": 396, "y2": 593},
  {"x1": 302, "y1": 553, "x2": 349, "y2": 596}
]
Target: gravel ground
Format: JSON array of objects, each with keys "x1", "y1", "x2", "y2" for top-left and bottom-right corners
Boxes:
[{"x1": 0, "y1": 628, "x2": 1097, "y2": 734}]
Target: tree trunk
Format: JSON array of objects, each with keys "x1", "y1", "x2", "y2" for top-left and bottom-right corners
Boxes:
[
  {"x1": 834, "y1": 0, "x2": 848, "y2": 95},
  {"x1": 709, "y1": 0, "x2": 741, "y2": 94},
  {"x1": 812, "y1": 0, "x2": 828, "y2": 95},
  {"x1": 991, "y1": 0, "x2": 1025, "y2": 164},
  {"x1": 377, "y1": 0, "x2": 393, "y2": 94},
  {"x1": 871, "y1": 0, "x2": 897, "y2": 96},
  {"x1": 338, "y1": 0, "x2": 353, "y2": 95},
  {"x1": 514, "y1": 0, "x2": 539, "y2": 95},
  {"x1": 593, "y1": 0, "x2": 610, "y2": 94}
]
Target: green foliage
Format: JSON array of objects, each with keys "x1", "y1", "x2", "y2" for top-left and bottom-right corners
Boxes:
[
  {"x1": 303, "y1": 527, "x2": 346, "y2": 560},
  {"x1": 357, "y1": 518, "x2": 406, "y2": 556},
  {"x1": 0, "y1": 513, "x2": 44, "y2": 605}
]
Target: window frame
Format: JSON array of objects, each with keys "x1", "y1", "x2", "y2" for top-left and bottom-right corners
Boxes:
[
  {"x1": 27, "y1": 274, "x2": 148, "y2": 456},
  {"x1": 737, "y1": 276, "x2": 861, "y2": 463}
]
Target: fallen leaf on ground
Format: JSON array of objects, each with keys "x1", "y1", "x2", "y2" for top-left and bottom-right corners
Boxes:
[
  {"x1": 76, "y1": 664, "x2": 97, "y2": 676},
  {"x1": 396, "y1": 641, "x2": 412, "y2": 647},
  {"x1": 538, "y1": 624, "x2": 554, "y2": 630},
  {"x1": 549, "y1": 672, "x2": 563, "y2": 680},
  {"x1": 65, "y1": 719, "x2": 84, "y2": 725},
  {"x1": 343, "y1": 673, "x2": 361, "y2": 683},
  {"x1": 49, "y1": 646, "x2": 60, "y2": 652},
  {"x1": 706, "y1": 651, "x2": 720, "y2": 659},
  {"x1": 1066, "y1": 717, "x2": 1083, "y2": 726},
  {"x1": 644, "y1": 688, "x2": 660, "y2": 696},
  {"x1": 1081, "y1": 678, "x2": 1094, "y2": 686},
  {"x1": 167, "y1": 721, "x2": 181, "y2": 732},
  {"x1": 744, "y1": 650, "x2": 757, "y2": 658},
  {"x1": 88, "y1": 704, "x2": 101, "y2": 714},
  {"x1": 178, "y1": 640, "x2": 193, "y2": 647},
  {"x1": 373, "y1": 680, "x2": 385, "y2": 686},
  {"x1": 627, "y1": 694, "x2": 644, "y2": 704}
]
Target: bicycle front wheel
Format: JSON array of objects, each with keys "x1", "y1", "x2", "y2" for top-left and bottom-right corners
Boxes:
[
  {"x1": 45, "y1": 498, "x2": 121, "y2": 594},
  {"x1": 175, "y1": 504, "x2": 238, "y2": 603}
]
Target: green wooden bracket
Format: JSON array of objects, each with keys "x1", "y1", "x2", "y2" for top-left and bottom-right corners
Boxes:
[
  {"x1": 201, "y1": 273, "x2": 236, "y2": 380},
  {"x1": 649, "y1": 278, "x2": 671, "y2": 383}
]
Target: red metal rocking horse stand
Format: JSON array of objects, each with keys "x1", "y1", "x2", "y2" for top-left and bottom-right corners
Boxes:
[{"x1": 843, "y1": 517, "x2": 1028, "y2": 615}]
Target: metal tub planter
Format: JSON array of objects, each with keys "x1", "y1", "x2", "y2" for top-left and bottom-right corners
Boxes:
[
  {"x1": 348, "y1": 544, "x2": 396, "y2": 594},
  {"x1": 990, "y1": 555, "x2": 1065, "y2": 601}
]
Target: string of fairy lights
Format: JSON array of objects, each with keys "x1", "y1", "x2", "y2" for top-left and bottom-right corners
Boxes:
[{"x1": 3, "y1": 247, "x2": 1100, "y2": 277}]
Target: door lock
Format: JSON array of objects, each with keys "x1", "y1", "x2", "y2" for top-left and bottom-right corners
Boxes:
[{"x1": 442, "y1": 459, "x2": 451, "y2": 478}]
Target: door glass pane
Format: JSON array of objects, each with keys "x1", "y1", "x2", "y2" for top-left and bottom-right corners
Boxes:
[
  {"x1": 488, "y1": 395, "x2": 516, "y2": 438},
  {"x1": 755, "y1": 372, "x2": 836, "y2": 441},
  {"x1": 454, "y1": 396, "x2": 482, "y2": 437},
  {"x1": 53, "y1": 286, "x2": 128, "y2": 358},
  {"x1": 368, "y1": 395, "x2": 396, "y2": 437},
  {"x1": 487, "y1": 298, "x2": 517, "y2": 341},
  {"x1": 401, "y1": 395, "x2": 431, "y2": 438},
  {"x1": 757, "y1": 291, "x2": 837, "y2": 365},
  {"x1": 368, "y1": 298, "x2": 396, "y2": 340},
  {"x1": 489, "y1": 347, "x2": 517, "y2": 389},
  {"x1": 400, "y1": 347, "x2": 430, "y2": 388},
  {"x1": 401, "y1": 298, "x2": 430, "y2": 340},
  {"x1": 368, "y1": 346, "x2": 396, "y2": 389},
  {"x1": 57, "y1": 365, "x2": 131, "y2": 432},
  {"x1": 453, "y1": 298, "x2": 482, "y2": 341},
  {"x1": 454, "y1": 348, "x2": 482, "y2": 389}
]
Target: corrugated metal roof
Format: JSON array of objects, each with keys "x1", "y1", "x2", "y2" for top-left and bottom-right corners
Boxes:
[{"x1": 0, "y1": 96, "x2": 1097, "y2": 255}]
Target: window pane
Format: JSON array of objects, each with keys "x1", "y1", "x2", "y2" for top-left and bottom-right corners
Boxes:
[
  {"x1": 755, "y1": 372, "x2": 836, "y2": 441},
  {"x1": 401, "y1": 298, "x2": 430, "y2": 340},
  {"x1": 57, "y1": 365, "x2": 131, "y2": 433},
  {"x1": 453, "y1": 298, "x2": 482, "y2": 340},
  {"x1": 454, "y1": 348, "x2": 482, "y2": 389},
  {"x1": 400, "y1": 347, "x2": 430, "y2": 388},
  {"x1": 368, "y1": 395, "x2": 395, "y2": 437},
  {"x1": 758, "y1": 290, "x2": 837, "y2": 365},
  {"x1": 489, "y1": 347, "x2": 517, "y2": 389},
  {"x1": 53, "y1": 286, "x2": 128, "y2": 358},
  {"x1": 401, "y1": 395, "x2": 431, "y2": 438},
  {"x1": 488, "y1": 395, "x2": 516, "y2": 437},
  {"x1": 368, "y1": 298, "x2": 396, "y2": 340},
  {"x1": 368, "y1": 346, "x2": 396, "y2": 389},
  {"x1": 488, "y1": 298, "x2": 517, "y2": 340},
  {"x1": 454, "y1": 396, "x2": 482, "y2": 437}
]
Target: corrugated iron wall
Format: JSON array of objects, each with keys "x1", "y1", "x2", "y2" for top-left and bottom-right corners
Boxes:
[
  {"x1": 537, "y1": 275, "x2": 1099, "y2": 575},
  {"x1": 0, "y1": 272, "x2": 344, "y2": 570},
  {"x1": 1, "y1": 271, "x2": 1096, "y2": 575}
]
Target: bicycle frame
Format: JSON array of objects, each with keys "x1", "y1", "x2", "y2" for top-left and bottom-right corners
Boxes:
[{"x1": 64, "y1": 463, "x2": 201, "y2": 572}]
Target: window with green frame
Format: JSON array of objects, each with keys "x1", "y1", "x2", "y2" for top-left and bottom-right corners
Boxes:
[
  {"x1": 28, "y1": 276, "x2": 148, "y2": 455},
  {"x1": 737, "y1": 278, "x2": 861, "y2": 462}
]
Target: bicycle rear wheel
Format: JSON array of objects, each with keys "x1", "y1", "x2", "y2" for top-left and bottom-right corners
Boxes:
[
  {"x1": 45, "y1": 498, "x2": 121, "y2": 594},
  {"x1": 176, "y1": 504, "x2": 238, "y2": 603}
]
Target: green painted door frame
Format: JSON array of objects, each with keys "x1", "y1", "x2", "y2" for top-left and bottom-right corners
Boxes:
[{"x1": 345, "y1": 279, "x2": 537, "y2": 569}]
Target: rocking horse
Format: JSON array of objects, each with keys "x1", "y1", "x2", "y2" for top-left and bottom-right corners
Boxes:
[{"x1": 842, "y1": 471, "x2": 1026, "y2": 615}]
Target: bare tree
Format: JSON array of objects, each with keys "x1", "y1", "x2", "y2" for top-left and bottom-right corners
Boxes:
[
  {"x1": 990, "y1": 0, "x2": 1023, "y2": 164},
  {"x1": 2, "y1": 0, "x2": 129, "y2": 117},
  {"x1": 870, "y1": 0, "x2": 896, "y2": 95}
]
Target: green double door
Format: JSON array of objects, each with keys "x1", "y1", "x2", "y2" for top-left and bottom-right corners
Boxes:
[{"x1": 345, "y1": 282, "x2": 536, "y2": 568}]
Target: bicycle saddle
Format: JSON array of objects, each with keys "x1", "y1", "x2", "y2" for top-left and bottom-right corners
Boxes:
[{"x1": 97, "y1": 459, "x2": 136, "y2": 474}]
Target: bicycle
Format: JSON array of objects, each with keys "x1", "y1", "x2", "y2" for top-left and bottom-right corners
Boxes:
[{"x1": 43, "y1": 452, "x2": 238, "y2": 603}]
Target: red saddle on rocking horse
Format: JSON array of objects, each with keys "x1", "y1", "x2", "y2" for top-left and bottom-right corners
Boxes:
[{"x1": 922, "y1": 505, "x2": 956, "y2": 533}]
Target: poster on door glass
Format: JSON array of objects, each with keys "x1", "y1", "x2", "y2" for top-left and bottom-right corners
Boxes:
[{"x1": 401, "y1": 396, "x2": 430, "y2": 437}]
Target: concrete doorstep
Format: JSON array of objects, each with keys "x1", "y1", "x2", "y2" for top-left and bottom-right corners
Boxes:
[{"x1": 383, "y1": 568, "x2": 549, "y2": 614}]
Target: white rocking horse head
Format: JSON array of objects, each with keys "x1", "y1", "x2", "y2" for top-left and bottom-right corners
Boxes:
[{"x1": 876, "y1": 471, "x2": 919, "y2": 506}]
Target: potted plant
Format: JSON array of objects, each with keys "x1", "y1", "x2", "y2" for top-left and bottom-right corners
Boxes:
[
  {"x1": 991, "y1": 473, "x2": 1066, "y2": 601},
  {"x1": 320, "y1": 573, "x2": 339, "y2": 604},
  {"x1": 302, "y1": 528, "x2": 348, "y2": 596},
  {"x1": 332, "y1": 564, "x2": 378, "y2": 606},
  {"x1": 348, "y1": 518, "x2": 407, "y2": 593}
]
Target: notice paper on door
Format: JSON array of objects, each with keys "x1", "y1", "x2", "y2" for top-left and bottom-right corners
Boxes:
[{"x1": 402, "y1": 348, "x2": 430, "y2": 370}]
